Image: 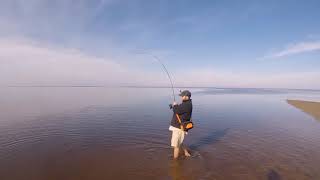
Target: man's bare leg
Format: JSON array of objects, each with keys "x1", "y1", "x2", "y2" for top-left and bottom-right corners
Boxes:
[
  {"x1": 183, "y1": 146, "x2": 191, "y2": 157},
  {"x1": 173, "y1": 147, "x2": 180, "y2": 159}
]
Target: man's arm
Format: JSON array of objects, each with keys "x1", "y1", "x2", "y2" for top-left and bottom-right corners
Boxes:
[{"x1": 172, "y1": 103, "x2": 187, "y2": 115}]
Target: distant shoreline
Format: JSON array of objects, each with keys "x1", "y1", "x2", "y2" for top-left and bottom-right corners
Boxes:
[{"x1": 287, "y1": 100, "x2": 320, "y2": 121}]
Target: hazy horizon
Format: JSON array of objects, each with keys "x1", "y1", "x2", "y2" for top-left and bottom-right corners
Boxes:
[{"x1": 2, "y1": 85, "x2": 320, "y2": 91}]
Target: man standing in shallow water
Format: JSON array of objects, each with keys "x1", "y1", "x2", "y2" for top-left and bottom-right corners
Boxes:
[{"x1": 169, "y1": 90, "x2": 192, "y2": 159}]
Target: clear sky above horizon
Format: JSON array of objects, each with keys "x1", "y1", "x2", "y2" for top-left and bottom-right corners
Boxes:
[{"x1": 0, "y1": 0, "x2": 319, "y2": 89}]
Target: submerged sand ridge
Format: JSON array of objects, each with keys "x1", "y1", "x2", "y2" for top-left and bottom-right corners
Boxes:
[{"x1": 287, "y1": 100, "x2": 320, "y2": 121}]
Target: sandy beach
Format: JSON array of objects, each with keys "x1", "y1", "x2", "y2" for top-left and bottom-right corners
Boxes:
[{"x1": 287, "y1": 100, "x2": 320, "y2": 121}]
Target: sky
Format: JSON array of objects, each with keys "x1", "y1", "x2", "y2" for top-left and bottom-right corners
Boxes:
[{"x1": 0, "y1": 0, "x2": 319, "y2": 89}]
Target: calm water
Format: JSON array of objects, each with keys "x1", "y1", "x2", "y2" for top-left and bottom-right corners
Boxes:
[{"x1": 1, "y1": 87, "x2": 320, "y2": 180}]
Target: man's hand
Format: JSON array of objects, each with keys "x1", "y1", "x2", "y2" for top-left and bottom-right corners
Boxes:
[{"x1": 173, "y1": 102, "x2": 178, "y2": 106}]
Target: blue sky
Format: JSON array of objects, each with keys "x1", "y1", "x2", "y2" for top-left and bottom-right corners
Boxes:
[{"x1": 0, "y1": 0, "x2": 319, "y2": 88}]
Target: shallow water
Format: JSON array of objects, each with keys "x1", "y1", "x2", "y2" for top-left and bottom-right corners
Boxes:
[{"x1": 1, "y1": 87, "x2": 320, "y2": 180}]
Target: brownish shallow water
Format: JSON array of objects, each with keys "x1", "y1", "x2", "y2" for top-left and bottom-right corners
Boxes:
[{"x1": 1, "y1": 87, "x2": 320, "y2": 180}]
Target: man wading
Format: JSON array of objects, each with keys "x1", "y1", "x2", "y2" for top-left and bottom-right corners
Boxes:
[{"x1": 169, "y1": 90, "x2": 192, "y2": 159}]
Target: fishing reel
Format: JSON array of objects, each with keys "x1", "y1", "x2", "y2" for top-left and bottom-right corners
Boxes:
[{"x1": 169, "y1": 104, "x2": 173, "y2": 109}]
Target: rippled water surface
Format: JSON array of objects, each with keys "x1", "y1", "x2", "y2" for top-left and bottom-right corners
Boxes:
[{"x1": 1, "y1": 87, "x2": 320, "y2": 180}]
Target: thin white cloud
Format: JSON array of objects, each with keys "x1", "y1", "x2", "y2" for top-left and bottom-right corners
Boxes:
[
  {"x1": 1, "y1": 38, "x2": 319, "y2": 89},
  {"x1": 0, "y1": 0, "x2": 115, "y2": 40},
  {"x1": 0, "y1": 38, "x2": 167, "y2": 86},
  {"x1": 263, "y1": 41, "x2": 320, "y2": 59}
]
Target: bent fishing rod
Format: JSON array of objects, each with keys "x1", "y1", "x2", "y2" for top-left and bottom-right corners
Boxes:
[
  {"x1": 137, "y1": 51, "x2": 176, "y2": 101},
  {"x1": 151, "y1": 54, "x2": 176, "y2": 102}
]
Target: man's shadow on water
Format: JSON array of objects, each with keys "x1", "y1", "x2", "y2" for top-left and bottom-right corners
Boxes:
[{"x1": 189, "y1": 128, "x2": 229, "y2": 151}]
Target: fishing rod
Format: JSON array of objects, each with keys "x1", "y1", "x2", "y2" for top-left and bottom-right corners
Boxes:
[
  {"x1": 151, "y1": 54, "x2": 176, "y2": 102},
  {"x1": 136, "y1": 51, "x2": 176, "y2": 101}
]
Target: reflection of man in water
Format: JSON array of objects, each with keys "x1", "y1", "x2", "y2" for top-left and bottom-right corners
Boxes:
[{"x1": 169, "y1": 90, "x2": 192, "y2": 159}]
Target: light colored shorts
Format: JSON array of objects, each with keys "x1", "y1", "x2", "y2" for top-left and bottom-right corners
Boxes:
[{"x1": 169, "y1": 126, "x2": 185, "y2": 148}]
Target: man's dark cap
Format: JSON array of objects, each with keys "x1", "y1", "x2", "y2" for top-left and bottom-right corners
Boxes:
[{"x1": 179, "y1": 90, "x2": 191, "y2": 97}]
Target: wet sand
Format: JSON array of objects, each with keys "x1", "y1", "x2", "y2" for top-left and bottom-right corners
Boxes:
[{"x1": 287, "y1": 100, "x2": 320, "y2": 121}]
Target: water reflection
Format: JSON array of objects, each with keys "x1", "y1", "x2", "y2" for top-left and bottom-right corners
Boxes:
[{"x1": 169, "y1": 160, "x2": 183, "y2": 180}]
